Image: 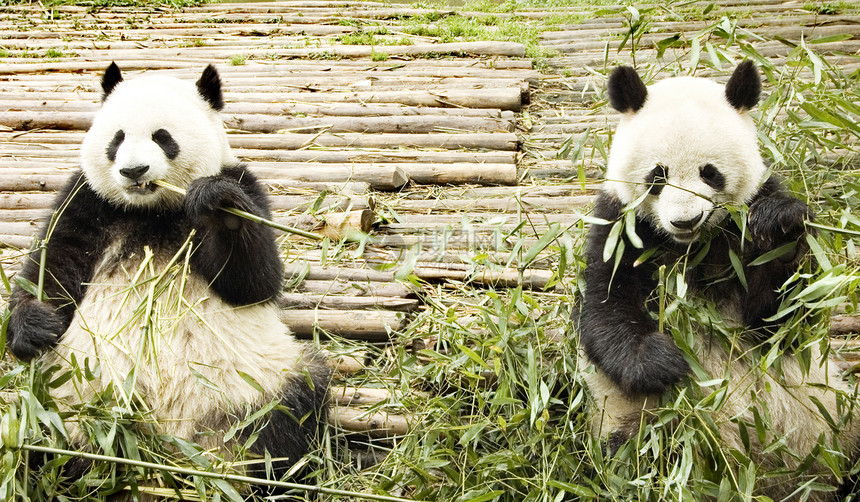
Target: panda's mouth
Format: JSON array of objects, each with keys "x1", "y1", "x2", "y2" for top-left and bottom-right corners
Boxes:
[{"x1": 127, "y1": 181, "x2": 158, "y2": 194}]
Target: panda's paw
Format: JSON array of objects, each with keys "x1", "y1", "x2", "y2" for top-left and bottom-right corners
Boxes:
[
  {"x1": 617, "y1": 334, "x2": 690, "y2": 396},
  {"x1": 749, "y1": 196, "x2": 810, "y2": 250},
  {"x1": 185, "y1": 176, "x2": 254, "y2": 226},
  {"x1": 8, "y1": 300, "x2": 62, "y2": 361}
]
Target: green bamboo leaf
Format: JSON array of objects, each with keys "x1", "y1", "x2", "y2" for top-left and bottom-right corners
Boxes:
[
  {"x1": 728, "y1": 248, "x2": 747, "y2": 290},
  {"x1": 748, "y1": 241, "x2": 797, "y2": 266},
  {"x1": 456, "y1": 343, "x2": 489, "y2": 370}
]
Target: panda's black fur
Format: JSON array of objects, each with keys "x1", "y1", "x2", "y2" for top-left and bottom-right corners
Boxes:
[
  {"x1": 579, "y1": 62, "x2": 860, "y2": 500},
  {"x1": 6, "y1": 64, "x2": 330, "y2": 486}
]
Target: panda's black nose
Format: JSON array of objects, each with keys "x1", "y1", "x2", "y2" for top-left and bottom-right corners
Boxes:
[
  {"x1": 120, "y1": 165, "x2": 149, "y2": 180},
  {"x1": 671, "y1": 213, "x2": 703, "y2": 230}
]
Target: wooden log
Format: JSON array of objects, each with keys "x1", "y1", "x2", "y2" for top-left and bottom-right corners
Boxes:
[
  {"x1": 0, "y1": 111, "x2": 515, "y2": 134},
  {"x1": 327, "y1": 350, "x2": 368, "y2": 376},
  {"x1": 278, "y1": 293, "x2": 418, "y2": 311},
  {"x1": 3, "y1": 131, "x2": 520, "y2": 151},
  {"x1": 284, "y1": 264, "x2": 396, "y2": 283},
  {"x1": 0, "y1": 87, "x2": 524, "y2": 110},
  {"x1": 0, "y1": 191, "x2": 368, "y2": 212},
  {"x1": 831, "y1": 315, "x2": 860, "y2": 336},
  {"x1": 294, "y1": 279, "x2": 415, "y2": 298},
  {"x1": 330, "y1": 406, "x2": 410, "y2": 437},
  {"x1": 278, "y1": 309, "x2": 406, "y2": 341},
  {"x1": 0, "y1": 162, "x2": 409, "y2": 191},
  {"x1": 331, "y1": 386, "x2": 390, "y2": 407}
]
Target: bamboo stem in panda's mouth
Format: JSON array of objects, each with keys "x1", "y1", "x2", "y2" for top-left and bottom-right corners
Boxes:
[{"x1": 152, "y1": 179, "x2": 323, "y2": 241}]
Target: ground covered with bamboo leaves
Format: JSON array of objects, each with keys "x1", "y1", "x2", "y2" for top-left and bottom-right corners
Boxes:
[{"x1": 1, "y1": 0, "x2": 860, "y2": 501}]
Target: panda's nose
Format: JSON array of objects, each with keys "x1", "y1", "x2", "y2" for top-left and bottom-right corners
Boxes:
[
  {"x1": 120, "y1": 165, "x2": 149, "y2": 180},
  {"x1": 671, "y1": 213, "x2": 703, "y2": 230}
]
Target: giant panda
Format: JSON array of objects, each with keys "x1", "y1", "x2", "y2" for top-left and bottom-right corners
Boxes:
[
  {"x1": 579, "y1": 61, "x2": 860, "y2": 500},
  {"x1": 6, "y1": 63, "x2": 330, "y2": 486}
]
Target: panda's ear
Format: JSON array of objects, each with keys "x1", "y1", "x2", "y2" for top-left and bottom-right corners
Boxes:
[
  {"x1": 725, "y1": 60, "x2": 760, "y2": 111},
  {"x1": 607, "y1": 66, "x2": 648, "y2": 113},
  {"x1": 196, "y1": 64, "x2": 224, "y2": 111},
  {"x1": 101, "y1": 62, "x2": 123, "y2": 102}
]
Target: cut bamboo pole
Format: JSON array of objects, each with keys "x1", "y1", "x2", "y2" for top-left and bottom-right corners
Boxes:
[
  {"x1": 3, "y1": 131, "x2": 520, "y2": 151},
  {"x1": 0, "y1": 87, "x2": 524, "y2": 110},
  {"x1": 330, "y1": 406, "x2": 410, "y2": 437},
  {"x1": 327, "y1": 350, "x2": 368, "y2": 376},
  {"x1": 279, "y1": 309, "x2": 407, "y2": 341},
  {"x1": 294, "y1": 279, "x2": 415, "y2": 298},
  {"x1": 278, "y1": 293, "x2": 419, "y2": 311},
  {"x1": 331, "y1": 386, "x2": 391, "y2": 407}
]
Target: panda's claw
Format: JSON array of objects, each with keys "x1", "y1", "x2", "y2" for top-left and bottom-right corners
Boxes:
[
  {"x1": 749, "y1": 197, "x2": 810, "y2": 250},
  {"x1": 185, "y1": 176, "x2": 255, "y2": 224},
  {"x1": 7, "y1": 299, "x2": 63, "y2": 361},
  {"x1": 612, "y1": 333, "x2": 690, "y2": 396}
]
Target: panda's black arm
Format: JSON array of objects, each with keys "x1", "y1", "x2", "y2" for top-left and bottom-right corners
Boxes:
[
  {"x1": 185, "y1": 165, "x2": 283, "y2": 306},
  {"x1": 579, "y1": 192, "x2": 690, "y2": 397},
  {"x1": 742, "y1": 176, "x2": 812, "y2": 329},
  {"x1": 7, "y1": 174, "x2": 112, "y2": 360}
]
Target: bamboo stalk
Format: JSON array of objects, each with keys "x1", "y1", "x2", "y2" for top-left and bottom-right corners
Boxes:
[
  {"x1": 330, "y1": 406, "x2": 411, "y2": 437},
  {"x1": 279, "y1": 309, "x2": 406, "y2": 341},
  {"x1": 19, "y1": 444, "x2": 422, "y2": 502},
  {"x1": 278, "y1": 293, "x2": 418, "y2": 311},
  {"x1": 294, "y1": 279, "x2": 415, "y2": 298},
  {"x1": 331, "y1": 386, "x2": 391, "y2": 407},
  {"x1": 151, "y1": 180, "x2": 322, "y2": 241}
]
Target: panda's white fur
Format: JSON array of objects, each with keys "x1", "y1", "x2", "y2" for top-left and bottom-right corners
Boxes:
[
  {"x1": 579, "y1": 62, "x2": 860, "y2": 500},
  {"x1": 7, "y1": 64, "x2": 330, "y2": 490}
]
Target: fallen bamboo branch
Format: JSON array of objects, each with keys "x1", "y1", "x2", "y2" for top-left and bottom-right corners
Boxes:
[{"x1": 18, "y1": 444, "x2": 421, "y2": 502}]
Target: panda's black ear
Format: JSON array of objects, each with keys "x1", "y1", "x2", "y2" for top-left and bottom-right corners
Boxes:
[
  {"x1": 101, "y1": 62, "x2": 123, "y2": 102},
  {"x1": 725, "y1": 60, "x2": 760, "y2": 111},
  {"x1": 607, "y1": 66, "x2": 648, "y2": 113},
  {"x1": 196, "y1": 64, "x2": 224, "y2": 111}
]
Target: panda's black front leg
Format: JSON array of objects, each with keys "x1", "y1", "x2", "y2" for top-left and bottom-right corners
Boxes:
[
  {"x1": 742, "y1": 177, "x2": 812, "y2": 329},
  {"x1": 580, "y1": 193, "x2": 690, "y2": 397},
  {"x1": 185, "y1": 167, "x2": 282, "y2": 306}
]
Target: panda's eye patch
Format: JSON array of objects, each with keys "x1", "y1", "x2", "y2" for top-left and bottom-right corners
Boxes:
[
  {"x1": 699, "y1": 163, "x2": 725, "y2": 191},
  {"x1": 106, "y1": 130, "x2": 124, "y2": 162},
  {"x1": 152, "y1": 129, "x2": 180, "y2": 160},
  {"x1": 645, "y1": 164, "x2": 667, "y2": 196}
]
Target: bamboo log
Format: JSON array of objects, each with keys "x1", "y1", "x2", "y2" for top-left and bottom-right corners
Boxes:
[
  {"x1": 3, "y1": 131, "x2": 520, "y2": 151},
  {"x1": 0, "y1": 191, "x2": 368, "y2": 212},
  {"x1": 253, "y1": 162, "x2": 513, "y2": 187},
  {"x1": 831, "y1": 315, "x2": 860, "y2": 336},
  {"x1": 3, "y1": 146, "x2": 518, "y2": 166},
  {"x1": 331, "y1": 386, "x2": 391, "y2": 407},
  {"x1": 387, "y1": 195, "x2": 594, "y2": 212},
  {"x1": 327, "y1": 350, "x2": 368, "y2": 376},
  {"x1": 0, "y1": 87, "x2": 524, "y2": 110},
  {"x1": 278, "y1": 293, "x2": 418, "y2": 311},
  {"x1": 330, "y1": 406, "x2": 410, "y2": 437},
  {"x1": 0, "y1": 111, "x2": 515, "y2": 134},
  {"x1": 278, "y1": 309, "x2": 406, "y2": 341},
  {"x1": 284, "y1": 264, "x2": 396, "y2": 283},
  {"x1": 294, "y1": 279, "x2": 415, "y2": 298},
  {"x1": 0, "y1": 161, "x2": 410, "y2": 191}
]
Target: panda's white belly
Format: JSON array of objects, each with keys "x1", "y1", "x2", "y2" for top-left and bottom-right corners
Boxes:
[{"x1": 43, "y1": 239, "x2": 305, "y2": 447}]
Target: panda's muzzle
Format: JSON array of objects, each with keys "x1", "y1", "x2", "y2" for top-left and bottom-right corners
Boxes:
[{"x1": 120, "y1": 165, "x2": 157, "y2": 192}]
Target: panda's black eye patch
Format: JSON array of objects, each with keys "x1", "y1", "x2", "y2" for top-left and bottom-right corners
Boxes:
[
  {"x1": 152, "y1": 129, "x2": 180, "y2": 160},
  {"x1": 700, "y1": 163, "x2": 725, "y2": 191},
  {"x1": 106, "y1": 130, "x2": 124, "y2": 162},
  {"x1": 645, "y1": 164, "x2": 667, "y2": 196}
]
